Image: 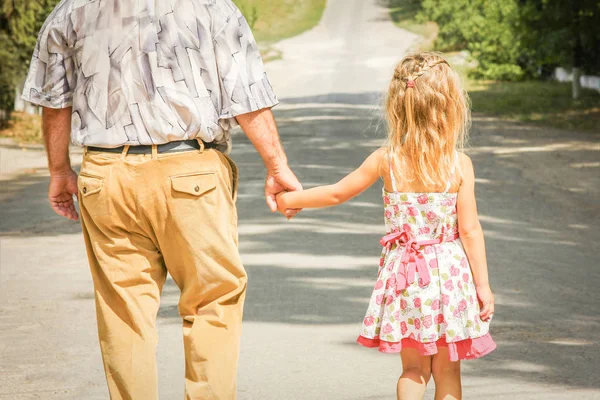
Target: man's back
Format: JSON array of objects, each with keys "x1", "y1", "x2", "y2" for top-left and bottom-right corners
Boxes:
[
  {"x1": 21, "y1": 1, "x2": 300, "y2": 398},
  {"x1": 23, "y1": 0, "x2": 277, "y2": 150}
]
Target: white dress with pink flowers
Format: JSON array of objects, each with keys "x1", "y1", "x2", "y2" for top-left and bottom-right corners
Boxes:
[{"x1": 357, "y1": 157, "x2": 496, "y2": 361}]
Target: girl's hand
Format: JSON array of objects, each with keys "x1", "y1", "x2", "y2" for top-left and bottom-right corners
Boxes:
[
  {"x1": 276, "y1": 192, "x2": 295, "y2": 219},
  {"x1": 265, "y1": 166, "x2": 303, "y2": 218},
  {"x1": 476, "y1": 284, "x2": 495, "y2": 321}
]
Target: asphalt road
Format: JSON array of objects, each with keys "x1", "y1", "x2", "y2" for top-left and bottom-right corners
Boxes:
[{"x1": 1, "y1": 0, "x2": 599, "y2": 399}]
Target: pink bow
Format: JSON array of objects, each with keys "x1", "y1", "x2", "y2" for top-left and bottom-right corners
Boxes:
[{"x1": 379, "y1": 231, "x2": 432, "y2": 293}]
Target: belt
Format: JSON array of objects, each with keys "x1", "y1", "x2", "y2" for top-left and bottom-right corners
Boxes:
[
  {"x1": 87, "y1": 140, "x2": 217, "y2": 155},
  {"x1": 379, "y1": 231, "x2": 459, "y2": 293}
]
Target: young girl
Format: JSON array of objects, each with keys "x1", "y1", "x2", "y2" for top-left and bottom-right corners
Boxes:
[{"x1": 277, "y1": 52, "x2": 496, "y2": 400}]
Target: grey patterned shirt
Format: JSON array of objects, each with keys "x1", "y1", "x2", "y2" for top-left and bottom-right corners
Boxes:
[{"x1": 22, "y1": 0, "x2": 278, "y2": 151}]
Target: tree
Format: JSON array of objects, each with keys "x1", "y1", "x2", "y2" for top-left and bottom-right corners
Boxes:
[
  {"x1": 519, "y1": 0, "x2": 600, "y2": 98},
  {"x1": 0, "y1": 0, "x2": 60, "y2": 125},
  {"x1": 417, "y1": 0, "x2": 600, "y2": 89}
]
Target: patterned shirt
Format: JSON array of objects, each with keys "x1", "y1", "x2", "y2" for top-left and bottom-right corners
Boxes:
[{"x1": 21, "y1": 0, "x2": 278, "y2": 151}]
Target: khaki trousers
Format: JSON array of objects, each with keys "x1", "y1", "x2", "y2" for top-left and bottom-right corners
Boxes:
[{"x1": 78, "y1": 145, "x2": 246, "y2": 400}]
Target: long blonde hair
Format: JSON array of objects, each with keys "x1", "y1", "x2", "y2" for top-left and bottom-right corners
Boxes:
[{"x1": 385, "y1": 52, "x2": 470, "y2": 191}]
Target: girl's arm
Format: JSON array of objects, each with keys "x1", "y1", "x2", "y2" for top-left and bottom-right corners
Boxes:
[
  {"x1": 456, "y1": 153, "x2": 494, "y2": 320},
  {"x1": 277, "y1": 148, "x2": 384, "y2": 210}
]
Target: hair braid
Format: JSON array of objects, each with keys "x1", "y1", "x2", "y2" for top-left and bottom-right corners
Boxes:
[{"x1": 405, "y1": 59, "x2": 449, "y2": 83}]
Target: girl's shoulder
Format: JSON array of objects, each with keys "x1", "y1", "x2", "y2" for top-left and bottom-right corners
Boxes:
[
  {"x1": 455, "y1": 151, "x2": 475, "y2": 188},
  {"x1": 456, "y1": 151, "x2": 473, "y2": 174},
  {"x1": 375, "y1": 146, "x2": 389, "y2": 160},
  {"x1": 369, "y1": 147, "x2": 389, "y2": 177},
  {"x1": 457, "y1": 151, "x2": 471, "y2": 164}
]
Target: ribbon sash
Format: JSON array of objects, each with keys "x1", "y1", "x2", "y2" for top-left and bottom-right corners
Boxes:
[{"x1": 380, "y1": 231, "x2": 459, "y2": 293}]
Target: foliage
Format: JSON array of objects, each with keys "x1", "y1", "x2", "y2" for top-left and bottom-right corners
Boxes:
[
  {"x1": 0, "y1": 31, "x2": 21, "y2": 127},
  {"x1": 518, "y1": 0, "x2": 600, "y2": 76},
  {"x1": 418, "y1": 0, "x2": 524, "y2": 80},
  {"x1": 416, "y1": 0, "x2": 600, "y2": 80},
  {"x1": 0, "y1": 0, "x2": 60, "y2": 125}
]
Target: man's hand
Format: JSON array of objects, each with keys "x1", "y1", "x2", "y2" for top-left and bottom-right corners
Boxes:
[
  {"x1": 235, "y1": 108, "x2": 301, "y2": 217},
  {"x1": 265, "y1": 165, "x2": 302, "y2": 218},
  {"x1": 41, "y1": 107, "x2": 77, "y2": 220},
  {"x1": 48, "y1": 169, "x2": 79, "y2": 221}
]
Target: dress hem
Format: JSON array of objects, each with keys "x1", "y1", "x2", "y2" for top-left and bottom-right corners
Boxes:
[{"x1": 356, "y1": 333, "x2": 496, "y2": 361}]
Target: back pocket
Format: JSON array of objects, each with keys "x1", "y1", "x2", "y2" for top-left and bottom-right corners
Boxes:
[
  {"x1": 171, "y1": 172, "x2": 217, "y2": 198},
  {"x1": 78, "y1": 174, "x2": 109, "y2": 216}
]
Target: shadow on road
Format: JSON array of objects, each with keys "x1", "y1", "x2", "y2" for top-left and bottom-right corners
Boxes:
[
  {"x1": 0, "y1": 169, "x2": 82, "y2": 236},
  {"x1": 1, "y1": 91, "x2": 599, "y2": 391}
]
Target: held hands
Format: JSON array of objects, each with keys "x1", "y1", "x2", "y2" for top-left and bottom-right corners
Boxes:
[
  {"x1": 275, "y1": 192, "x2": 290, "y2": 216},
  {"x1": 265, "y1": 164, "x2": 302, "y2": 219},
  {"x1": 476, "y1": 284, "x2": 495, "y2": 322},
  {"x1": 48, "y1": 169, "x2": 79, "y2": 221}
]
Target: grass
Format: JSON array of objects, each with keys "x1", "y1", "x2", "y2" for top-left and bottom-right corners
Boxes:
[
  {"x1": 388, "y1": 0, "x2": 438, "y2": 50},
  {"x1": 235, "y1": 0, "x2": 326, "y2": 43},
  {"x1": 466, "y1": 80, "x2": 600, "y2": 132}
]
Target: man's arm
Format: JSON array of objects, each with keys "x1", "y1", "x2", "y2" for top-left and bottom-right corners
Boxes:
[
  {"x1": 208, "y1": 3, "x2": 301, "y2": 216},
  {"x1": 42, "y1": 107, "x2": 79, "y2": 221},
  {"x1": 236, "y1": 108, "x2": 302, "y2": 217}
]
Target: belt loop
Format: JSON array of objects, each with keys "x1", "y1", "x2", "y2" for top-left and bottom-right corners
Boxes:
[
  {"x1": 120, "y1": 145, "x2": 130, "y2": 160},
  {"x1": 196, "y1": 138, "x2": 205, "y2": 154},
  {"x1": 151, "y1": 144, "x2": 158, "y2": 160},
  {"x1": 83, "y1": 146, "x2": 88, "y2": 157}
]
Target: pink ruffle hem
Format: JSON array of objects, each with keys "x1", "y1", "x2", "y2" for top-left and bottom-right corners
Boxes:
[{"x1": 357, "y1": 333, "x2": 496, "y2": 361}]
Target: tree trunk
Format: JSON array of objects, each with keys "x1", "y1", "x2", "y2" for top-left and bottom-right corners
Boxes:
[
  {"x1": 570, "y1": 2, "x2": 583, "y2": 100},
  {"x1": 572, "y1": 67, "x2": 582, "y2": 100}
]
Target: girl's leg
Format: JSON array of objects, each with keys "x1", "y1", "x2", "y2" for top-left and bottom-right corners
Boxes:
[
  {"x1": 397, "y1": 348, "x2": 432, "y2": 400},
  {"x1": 431, "y1": 347, "x2": 462, "y2": 400}
]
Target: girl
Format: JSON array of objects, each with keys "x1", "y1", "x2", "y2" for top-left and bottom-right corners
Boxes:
[{"x1": 277, "y1": 52, "x2": 496, "y2": 400}]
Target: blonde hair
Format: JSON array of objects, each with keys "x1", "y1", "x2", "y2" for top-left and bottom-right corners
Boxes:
[{"x1": 385, "y1": 52, "x2": 470, "y2": 191}]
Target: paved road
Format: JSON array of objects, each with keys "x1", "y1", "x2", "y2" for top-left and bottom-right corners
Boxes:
[{"x1": 1, "y1": 0, "x2": 599, "y2": 399}]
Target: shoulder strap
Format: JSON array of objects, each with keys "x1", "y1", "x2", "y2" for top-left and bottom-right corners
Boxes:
[
  {"x1": 389, "y1": 151, "x2": 398, "y2": 192},
  {"x1": 443, "y1": 151, "x2": 459, "y2": 193}
]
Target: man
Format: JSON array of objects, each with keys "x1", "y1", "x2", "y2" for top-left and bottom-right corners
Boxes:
[{"x1": 22, "y1": 0, "x2": 300, "y2": 398}]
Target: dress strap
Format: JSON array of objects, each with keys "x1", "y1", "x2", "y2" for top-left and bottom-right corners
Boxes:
[
  {"x1": 389, "y1": 151, "x2": 398, "y2": 192},
  {"x1": 443, "y1": 151, "x2": 459, "y2": 193}
]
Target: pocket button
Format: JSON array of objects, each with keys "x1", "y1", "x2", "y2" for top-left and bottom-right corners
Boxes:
[
  {"x1": 83, "y1": 187, "x2": 87, "y2": 194},
  {"x1": 194, "y1": 186, "x2": 200, "y2": 192}
]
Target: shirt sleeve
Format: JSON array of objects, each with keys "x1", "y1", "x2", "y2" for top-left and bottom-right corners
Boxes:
[
  {"x1": 21, "y1": 17, "x2": 75, "y2": 109},
  {"x1": 211, "y1": 2, "x2": 279, "y2": 121}
]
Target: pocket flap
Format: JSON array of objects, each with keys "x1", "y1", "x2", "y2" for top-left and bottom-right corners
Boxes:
[
  {"x1": 78, "y1": 175, "x2": 103, "y2": 197},
  {"x1": 171, "y1": 172, "x2": 217, "y2": 196}
]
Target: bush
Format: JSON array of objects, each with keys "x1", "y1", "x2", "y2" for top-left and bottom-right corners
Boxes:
[
  {"x1": 418, "y1": 0, "x2": 524, "y2": 80},
  {"x1": 476, "y1": 64, "x2": 524, "y2": 81}
]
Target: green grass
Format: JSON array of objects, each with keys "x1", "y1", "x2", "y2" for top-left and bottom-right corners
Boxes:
[
  {"x1": 388, "y1": 0, "x2": 438, "y2": 50},
  {"x1": 467, "y1": 80, "x2": 600, "y2": 132},
  {"x1": 234, "y1": 0, "x2": 326, "y2": 43}
]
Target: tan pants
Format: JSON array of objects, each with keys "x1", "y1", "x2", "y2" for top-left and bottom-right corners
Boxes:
[{"x1": 78, "y1": 145, "x2": 246, "y2": 400}]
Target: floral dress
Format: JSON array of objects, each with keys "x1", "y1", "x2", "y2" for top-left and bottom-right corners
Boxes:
[{"x1": 357, "y1": 157, "x2": 496, "y2": 361}]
